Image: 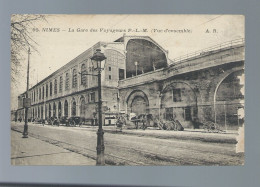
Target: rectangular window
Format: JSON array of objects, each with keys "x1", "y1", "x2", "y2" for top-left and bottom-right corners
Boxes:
[
  {"x1": 109, "y1": 75, "x2": 111, "y2": 80},
  {"x1": 108, "y1": 66, "x2": 111, "y2": 71},
  {"x1": 184, "y1": 107, "x2": 192, "y2": 121},
  {"x1": 54, "y1": 80, "x2": 57, "y2": 94},
  {"x1": 173, "y1": 88, "x2": 181, "y2": 102},
  {"x1": 39, "y1": 89, "x2": 41, "y2": 100},
  {"x1": 165, "y1": 107, "x2": 173, "y2": 121},
  {"x1": 81, "y1": 71, "x2": 87, "y2": 86},
  {"x1": 90, "y1": 92, "x2": 95, "y2": 102},
  {"x1": 119, "y1": 68, "x2": 125, "y2": 80},
  {"x1": 50, "y1": 82, "x2": 52, "y2": 96},
  {"x1": 193, "y1": 107, "x2": 198, "y2": 117},
  {"x1": 72, "y1": 69, "x2": 77, "y2": 88},
  {"x1": 46, "y1": 85, "x2": 48, "y2": 97},
  {"x1": 65, "y1": 73, "x2": 69, "y2": 90},
  {"x1": 59, "y1": 77, "x2": 63, "y2": 93}
]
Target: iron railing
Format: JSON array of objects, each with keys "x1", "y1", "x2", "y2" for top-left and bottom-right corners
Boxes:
[{"x1": 170, "y1": 38, "x2": 244, "y2": 65}]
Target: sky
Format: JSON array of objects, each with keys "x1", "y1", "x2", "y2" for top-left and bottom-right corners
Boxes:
[{"x1": 10, "y1": 14, "x2": 244, "y2": 110}]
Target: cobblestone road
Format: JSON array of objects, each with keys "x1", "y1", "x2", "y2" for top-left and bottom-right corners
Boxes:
[{"x1": 11, "y1": 122, "x2": 244, "y2": 166}]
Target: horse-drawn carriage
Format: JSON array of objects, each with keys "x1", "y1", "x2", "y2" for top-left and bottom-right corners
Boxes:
[
  {"x1": 56, "y1": 116, "x2": 85, "y2": 127},
  {"x1": 155, "y1": 118, "x2": 184, "y2": 131},
  {"x1": 67, "y1": 116, "x2": 85, "y2": 127},
  {"x1": 45, "y1": 116, "x2": 86, "y2": 127},
  {"x1": 129, "y1": 113, "x2": 184, "y2": 131},
  {"x1": 130, "y1": 114, "x2": 149, "y2": 130},
  {"x1": 201, "y1": 120, "x2": 223, "y2": 133},
  {"x1": 46, "y1": 117, "x2": 59, "y2": 126}
]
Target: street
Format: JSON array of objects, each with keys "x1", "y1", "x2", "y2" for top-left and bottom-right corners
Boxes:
[{"x1": 11, "y1": 122, "x2": 244, "y2": 166}]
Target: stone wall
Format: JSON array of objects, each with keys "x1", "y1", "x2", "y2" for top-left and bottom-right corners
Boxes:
[{"x1": 119, "y1": 61, "x2": 244, "y2": 129}]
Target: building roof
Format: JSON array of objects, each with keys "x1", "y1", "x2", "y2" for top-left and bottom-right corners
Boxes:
[{"x1": 19, "y1": 35, "x2": 173, "y2": 96}]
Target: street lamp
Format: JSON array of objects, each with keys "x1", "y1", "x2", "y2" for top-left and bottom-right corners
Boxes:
[
  {"x1": 22, "y1": 47, "x2": 31, "y2": 138},
  {"x1": 90, "y1": 49, "x2": 107, "y2": 165}
]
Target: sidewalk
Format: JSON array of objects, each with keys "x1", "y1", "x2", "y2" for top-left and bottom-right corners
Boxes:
[{"x1": 11, "y1": 130, "x2": 96, "y2": 165}]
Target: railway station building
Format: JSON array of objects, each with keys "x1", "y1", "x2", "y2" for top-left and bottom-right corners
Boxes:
[{"x1": 16, "y1": 35, "x2": 245, "y2": 129}]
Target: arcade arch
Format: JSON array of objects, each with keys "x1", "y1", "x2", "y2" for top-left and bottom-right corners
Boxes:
[
  {"x1": 53, "y1": 102, "x2": 56, "y2": 117},
  {"x1": 213, "y1": 69, "x2": 244, "y2": 127},
  {"x1": 160, "y1": 82, "x2": 197, "y2": 125},
  {"x1": 58, "y1": 101, "x2": 62, "y2": 118},
  {"x1": 48, "y1": 103, "x2": 51, "y2": 118},
  {"x1": 71, "y1": 98, "x2": 77, "y2": 117},
  {"x1": 80, "y1": 96, "x2": 86, "y2": 117},
  {"x1": 64, "y1": 100, "x2": 68, "y2": 117},
  {"x1": 126, "y1": 90, "x2": 149, "y2": 116}
]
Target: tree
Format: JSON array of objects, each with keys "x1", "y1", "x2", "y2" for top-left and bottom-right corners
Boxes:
[{"x1": 11, "y1": 14, "x2": 46, "y2": 83}]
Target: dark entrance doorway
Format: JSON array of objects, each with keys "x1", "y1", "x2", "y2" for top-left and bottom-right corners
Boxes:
[
  {"x1": 58, "y1": 102, "x2": 62, "y2": 118},
  {"x1": 64, "y1": 100, "x2": 68, "y2": 117},
  {"x1": 48, "y1": 104, "x2": 51, "y2": 118},
  {"x1": 131, "y1": 96, "x2": 147, "y2": 116},
  {"x1": 53, "y1": 103, "x2": 56, "y2": 117},
  {"x1": 71, "y1": 101, "x2": 76, "y2": 116}
]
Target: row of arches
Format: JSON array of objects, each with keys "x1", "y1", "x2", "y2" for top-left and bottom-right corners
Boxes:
[
  {"x1": 125, "y1": 69, "x2": 244, "y2": 128},
  {"x1": 126, "y1": 82, "x2": 197, "y2": 122},
  {"x1": 29, "y1": 96, "x2": 88, "y2": 119},
  {"x1": 30, "y1": 63, "x2": 90, "y2": 105}
]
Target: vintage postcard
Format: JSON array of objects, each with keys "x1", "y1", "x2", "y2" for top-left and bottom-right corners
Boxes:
[{"x1": 10, "y1": 14, "x2": 244, "y2": 165}]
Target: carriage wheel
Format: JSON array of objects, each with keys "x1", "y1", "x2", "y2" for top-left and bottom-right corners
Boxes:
[{"x1": 70, "y1": 120, "x2": 75, "y2": 127}]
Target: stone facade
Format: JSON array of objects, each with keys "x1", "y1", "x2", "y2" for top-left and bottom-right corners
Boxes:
[{"x1": 118, "y1": 40, "x2": 244, "y2": 129}]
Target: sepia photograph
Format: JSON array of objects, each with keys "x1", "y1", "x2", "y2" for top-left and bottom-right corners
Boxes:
[{"x1": 10, "y1": 14, "x2": 245, "y2": 166}]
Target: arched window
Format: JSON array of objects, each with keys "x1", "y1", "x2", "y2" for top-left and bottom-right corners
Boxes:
[
  {"x1": 42, "y1": 86, "x2": 44, "y2": 99},
  {"x1": 41, "y1": 106, "x2": 43, "y2": 119},
  {"x1": 50, "y1": 82, "x2": 53, "y2": 96},
  {"x1": 49, "y1": 103, "x2": 51, "y2": 118},
  {"x1": 81, "y1": 64, "x2": 87, "y2": 86},
  {"x1": 59, "y1": 76, "x2": 63, "y2": 93},
  {"x1": 64, "y1": 100, "x2": 68, "y2": 117},
  {"x1": 54, "y1": 79, "x2": 57, "y2": 94},
  {"x1": 80, "y1": 98, "x2": 86, "y2": 117},
  {"x1": 125, "y1": 39, "x2": 167, "y2": 78},
  {"x1": 53, "y1": 103, "x2": 56, "y2": 117},
  {"x1": 72, "y1": 69, "x2": 77, "y2": 88},
  {"x1": 65, "y1": 73, "x2": 69, "y2": 90},
  {"x1": 46, "y1": 84, "x2": 48, "y2": 97},
  {"x1": 45, "y1": 105, "x2": 47, "y2": 119},
  {"x1": 38, "y1": 106, "x2": 40, "y2": 118},
  {"x1": 71, "y1": 100, "x2": 76, "y2": 116},
  {"x1": 39, "y1": 88, "x2": 41, "y2": 100},
  {"x1": 58, "y1": 102, "x2": 62, "y2": 118}
]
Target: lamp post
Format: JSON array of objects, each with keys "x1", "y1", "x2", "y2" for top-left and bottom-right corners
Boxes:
[
  {"x1": 91, "y1": 49, "x2": 107, "y2": 165},
  {"x1": 23, "y1": 47, "x2": 31, "y2": 138}
]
